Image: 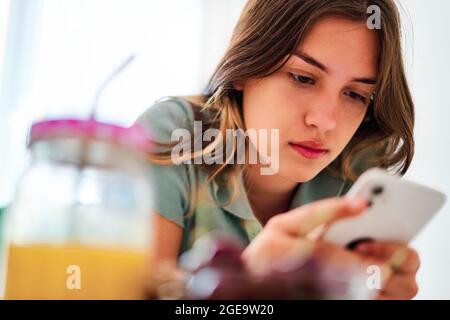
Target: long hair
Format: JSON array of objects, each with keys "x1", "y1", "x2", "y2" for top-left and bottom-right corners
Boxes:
[{"x1": 148, "y1": 0, "x2": 414, "y2": 212}]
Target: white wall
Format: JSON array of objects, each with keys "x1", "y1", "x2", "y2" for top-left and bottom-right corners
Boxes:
[
  {"x1": 398, "y1": 0, "x2": 450, "y2": 300},
  {"x1": 0, "y1": 0, "x2": 206, "y2": 205},
  {"x1": 0, "y1": 0, "x2": 246, "y2": 205}
]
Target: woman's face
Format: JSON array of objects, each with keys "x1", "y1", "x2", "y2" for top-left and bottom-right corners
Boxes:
[{"x1": 241, "y1": 17, "x2": 378, "y2": 182}]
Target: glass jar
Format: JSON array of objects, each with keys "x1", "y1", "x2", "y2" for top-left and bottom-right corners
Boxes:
[{"x1": 0, "y1": 119, "x2": 153, "y2": 299}]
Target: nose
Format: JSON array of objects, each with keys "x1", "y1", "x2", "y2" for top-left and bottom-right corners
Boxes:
[{"x1": 304, "y1": 93, "x2": 338, "y2": 132}]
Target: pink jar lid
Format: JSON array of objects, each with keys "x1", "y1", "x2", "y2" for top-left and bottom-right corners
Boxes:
[{"x1": 28, "y1": 118, "x2": 152, "y2": 153}]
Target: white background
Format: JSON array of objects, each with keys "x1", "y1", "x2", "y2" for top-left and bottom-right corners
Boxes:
[{"x1": 0, "y1": 0, "x2": 449, "y2": 299}]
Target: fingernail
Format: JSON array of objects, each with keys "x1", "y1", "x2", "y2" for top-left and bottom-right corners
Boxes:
[{"x1": 388, "y1": 248, "x2": 409, "y2": 272}]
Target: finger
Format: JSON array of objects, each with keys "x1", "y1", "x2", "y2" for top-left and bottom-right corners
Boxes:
[
  {"x1": 266, "y1": 196, "x2": 368, "y2": 237},
  {"x1": 243, "y1": 231, "x2": 314, "y2": 276},
  {"x1": 377, "y1": 273, "x2": 418, "y2": 300},
  {"x1": 306, "y1": 223, "x2": 327, "y2": 241},
  {"x1": 355, "y1": 241, "x2": 420, "y2": 274}
]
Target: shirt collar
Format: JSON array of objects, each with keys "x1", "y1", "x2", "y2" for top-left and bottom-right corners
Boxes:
[
  {"x1": 212, "y1": 167, "x2": 349, "y2": 221},
  {"x1": 211, "y1": 169, "x2": 256, "y2": 220}
]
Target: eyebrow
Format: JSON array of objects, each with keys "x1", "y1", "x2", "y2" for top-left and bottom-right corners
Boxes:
[{"x1": 292, "y1": 50, "x2": 377, "y2": 85}]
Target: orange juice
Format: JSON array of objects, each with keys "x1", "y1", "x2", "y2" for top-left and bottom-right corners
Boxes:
[{"x1": 5, "y1": 244, "x2": 150, "y2": 300}]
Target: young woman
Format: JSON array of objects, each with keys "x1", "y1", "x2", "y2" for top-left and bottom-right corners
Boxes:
[{"x1": 137, "y1": 0, "x2": 419, "y2": 299}]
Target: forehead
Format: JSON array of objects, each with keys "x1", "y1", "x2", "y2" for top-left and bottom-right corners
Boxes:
[{"x1": 296, "y1": 16, "x2": 379, "y2": 77}]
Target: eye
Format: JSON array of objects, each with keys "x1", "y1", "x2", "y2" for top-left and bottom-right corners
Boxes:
[
  {"x1": 344, "y1": 90, "x2": 367, "y2": 105},
  {"x1": 288, "y1": 72, "x2": 315, "y2": 85}
]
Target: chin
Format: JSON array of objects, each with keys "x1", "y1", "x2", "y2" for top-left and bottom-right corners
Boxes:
[
  {"x1": 296, "y1": 171, "x2": 321, "y2": 183},
  {"x1": 280, "y1": 166, "x2": 322, "y2": 183},
  {"x1": 282, "y1": 155, "x2": 334, "y2": 182},
  {"x1": 281, "y1": 150, "x2": 332, "y2": 181}
]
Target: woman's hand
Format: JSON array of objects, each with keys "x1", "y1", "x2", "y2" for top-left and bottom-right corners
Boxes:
[
  {"x1": 354, "y1": 241, "x2": 420, "y2": 299},
  {"x1": 241, "y1": 197, "x2": 420, "y2": 299}
]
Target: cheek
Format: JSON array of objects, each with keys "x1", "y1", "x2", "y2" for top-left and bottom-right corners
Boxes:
[
  {"x1": 333, "y1": 110, "x2": 366, "y2": 150},
  {"x1": 242, "y1": 78, "x2": 294, "y2": 131}
]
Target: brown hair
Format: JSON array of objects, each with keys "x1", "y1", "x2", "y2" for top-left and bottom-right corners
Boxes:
[{"x1": 150, "y1": 0, "x2": 414, "y2": 208}]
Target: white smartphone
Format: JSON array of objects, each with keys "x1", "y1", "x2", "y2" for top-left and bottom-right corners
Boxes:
[{"x1": 323, "y1": 168, "x2": 447, "y2": 248}]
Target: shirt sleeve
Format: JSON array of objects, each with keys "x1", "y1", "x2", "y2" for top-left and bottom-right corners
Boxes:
[{"x1": 134, "y1": 97, "x2": 196, "y2": 229}]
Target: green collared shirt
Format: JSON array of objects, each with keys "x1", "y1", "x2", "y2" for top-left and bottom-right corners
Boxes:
[{"x1": 136, "y1": 97, "x2": 354, "y2": 257}]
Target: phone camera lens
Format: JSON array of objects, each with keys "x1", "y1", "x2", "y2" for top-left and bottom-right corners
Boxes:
[{"x1": 371, "y1": 186, "x2": 383, "y2": 196}]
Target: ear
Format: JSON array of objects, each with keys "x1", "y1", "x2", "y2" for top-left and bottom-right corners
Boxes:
[{"x1": 233, "y1": 82, "x2": 244, "y2": 91}]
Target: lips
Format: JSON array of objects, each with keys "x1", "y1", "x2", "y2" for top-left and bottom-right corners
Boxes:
[{"x1": 289, "y1": 141, "x2": 329, "y2": 160}]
